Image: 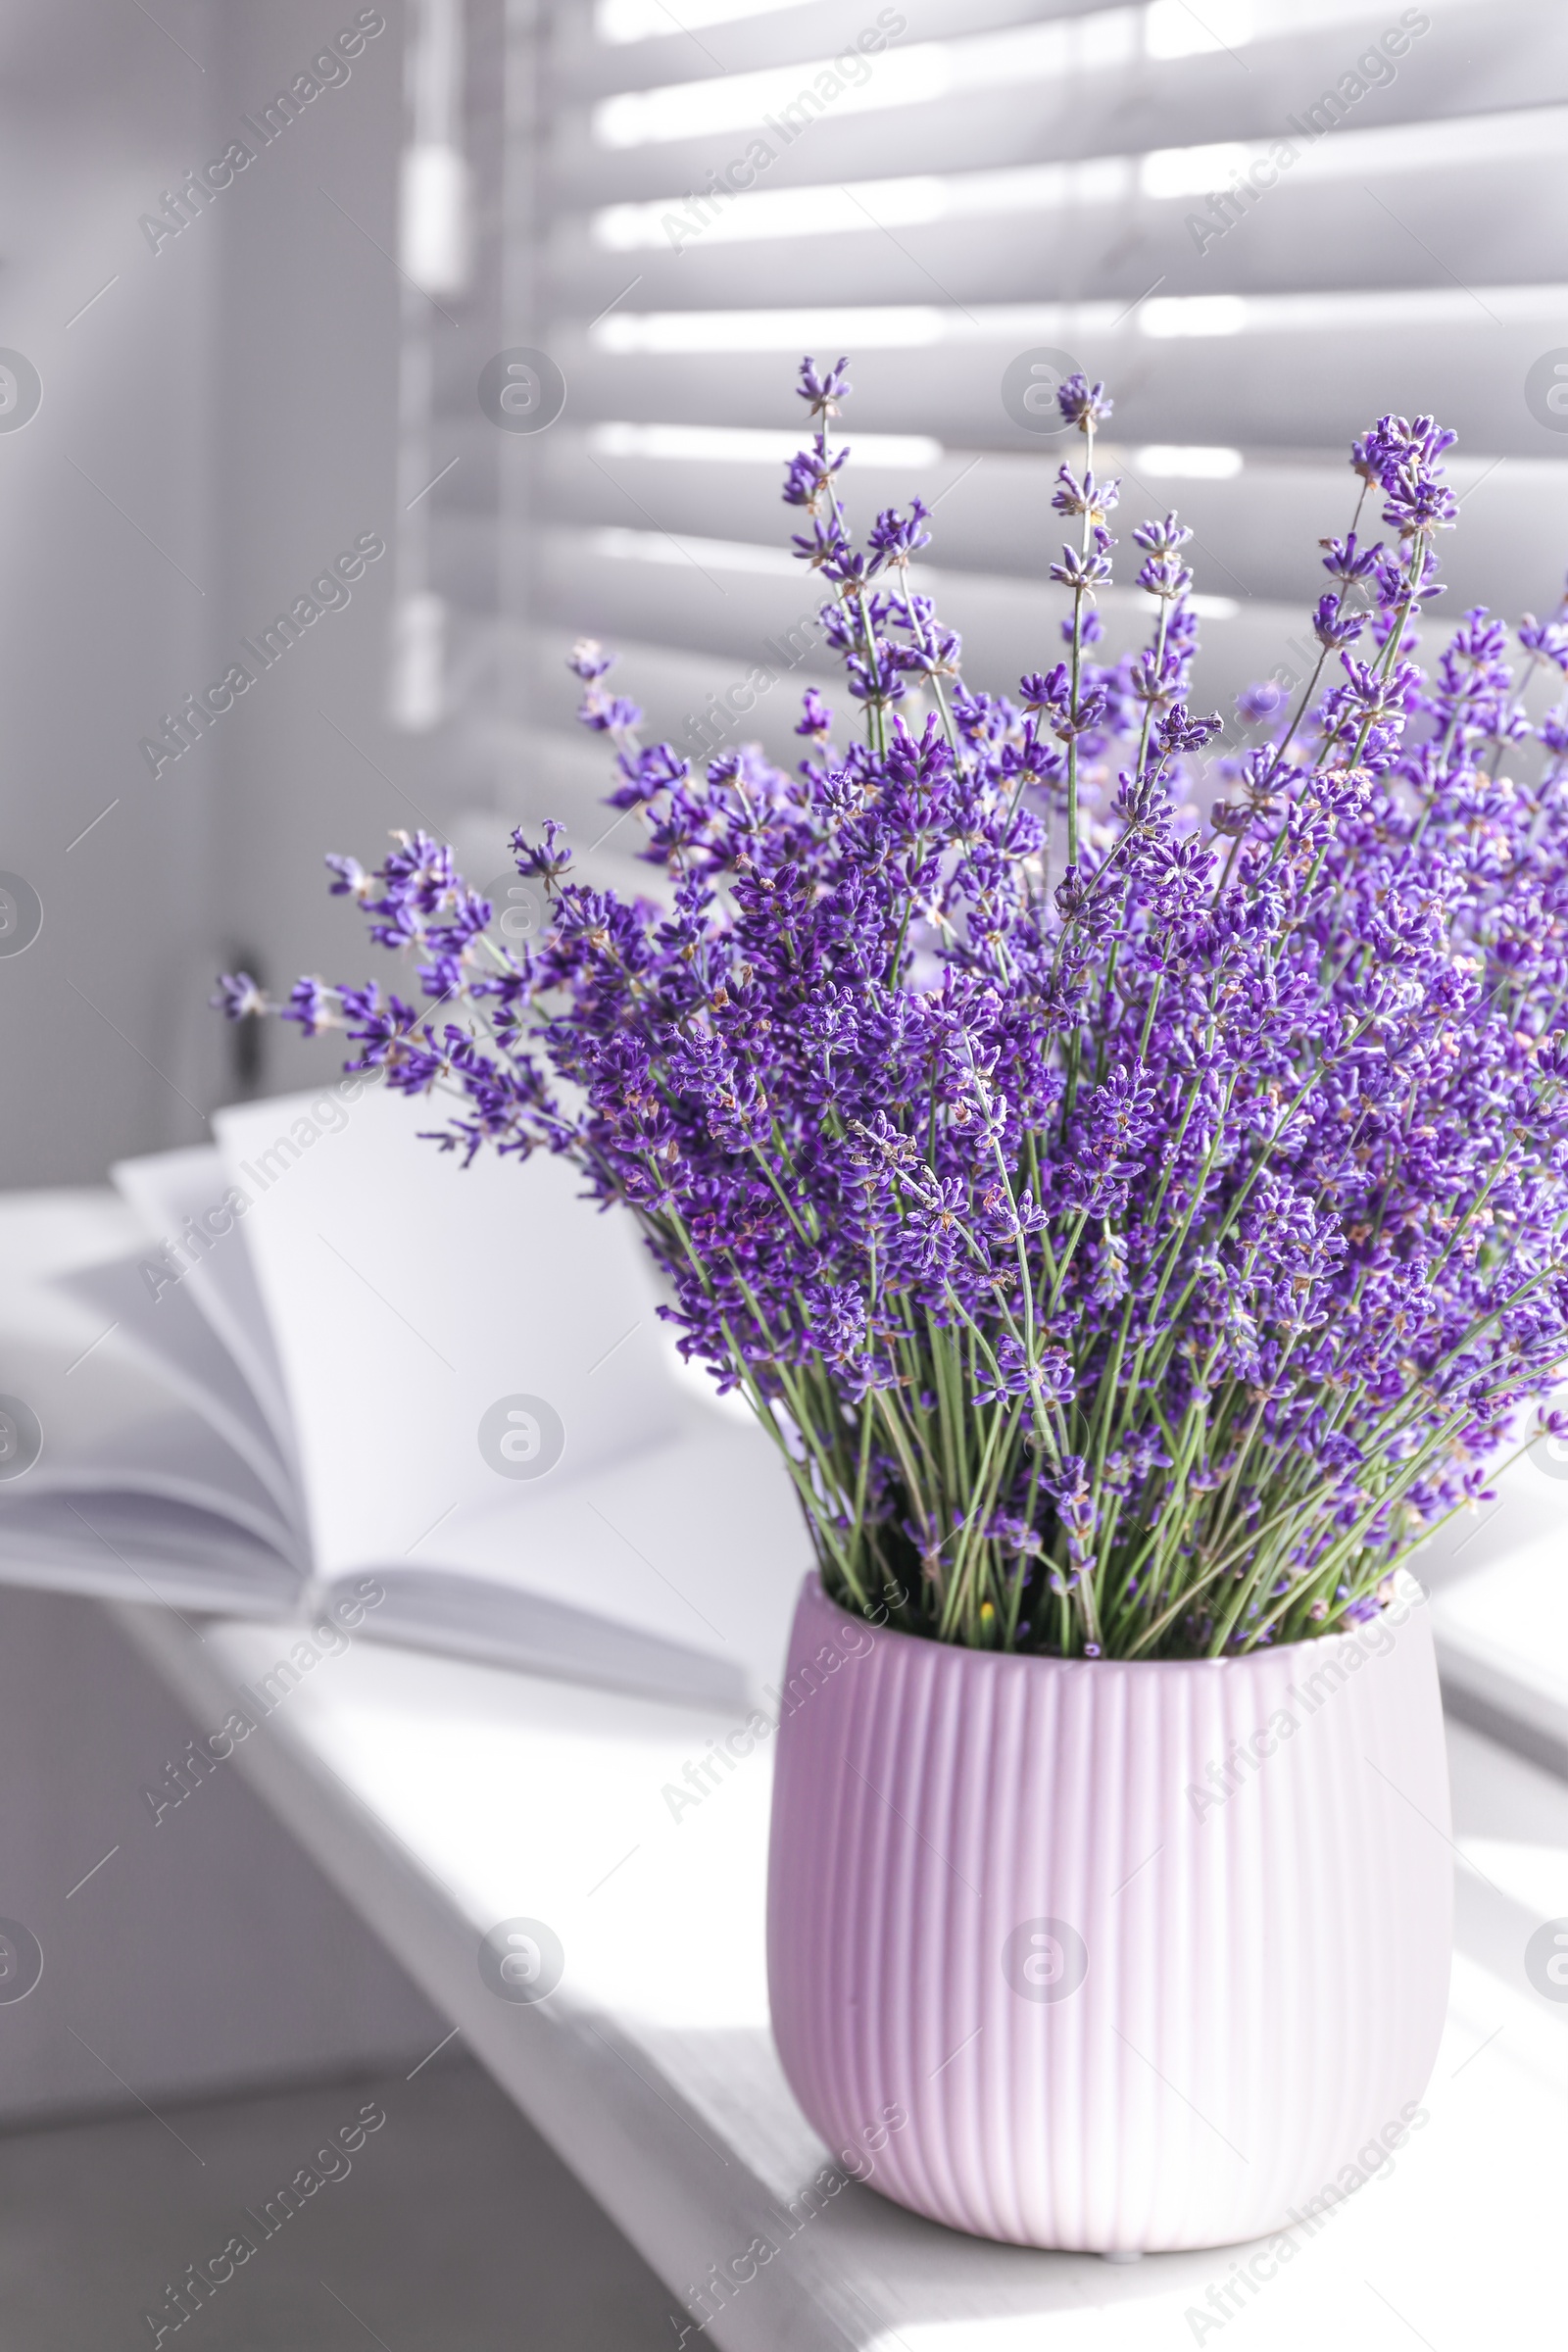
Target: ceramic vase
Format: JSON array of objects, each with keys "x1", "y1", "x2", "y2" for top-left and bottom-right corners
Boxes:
[{"x1": 766, "y1": 1572, "x2": 1450, "y2": 2252}]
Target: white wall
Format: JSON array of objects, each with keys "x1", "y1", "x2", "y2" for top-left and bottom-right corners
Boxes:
[
  {"x1": 0, "y1": 0, "x2": 218, "y2": 1185},
  {"x1": 0, "y1": 0, "x2": 490, "y2": 1186}
]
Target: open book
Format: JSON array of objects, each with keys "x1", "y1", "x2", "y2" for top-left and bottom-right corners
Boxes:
[{"x1": 0, "y1": 1082, "x2": 811, "y2": 1709}]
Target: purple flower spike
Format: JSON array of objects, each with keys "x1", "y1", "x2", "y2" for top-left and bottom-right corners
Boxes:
[
  {"x1": 798, "y1": 355, "x2": 852, "y2": 415},
  {"x1": 1056, "y1": 372, "x2": 1113, "y2": 431},
  {"x1": 1313, "y1": 594, "x2": 1366, "y2": 650},
  {"x1": 229, "y1": 358, "x2": 1568, "y2": 1667},
  {"x1": 213, "y1": 971, "x2": 265, "y2": 1020}
]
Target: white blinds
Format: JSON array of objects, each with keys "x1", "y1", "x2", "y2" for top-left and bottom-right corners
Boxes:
[{"x1": 428, "y1": 0, "x2": 1568, "y2": 863}]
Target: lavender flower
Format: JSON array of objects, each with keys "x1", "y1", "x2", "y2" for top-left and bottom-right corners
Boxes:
[{"x1": 222, "y1": 361, "x2": 1568, "y2": 1661}]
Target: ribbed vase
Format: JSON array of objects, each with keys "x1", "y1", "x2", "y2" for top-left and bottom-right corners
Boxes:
[{"x1": 766, "y1": 1573, "x2": 1450, "y2": 2252}]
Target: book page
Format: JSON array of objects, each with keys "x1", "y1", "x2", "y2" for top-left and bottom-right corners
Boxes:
[
  {"x1": 212, "y1": 1084, "x2": 688, "y2": 1581},
  {"x1": 112, "y1": 1145, "x2": 299, "y2": 1477},
  {"x1": 0, "y1": 1491, "x2": 299, "y2": 1618},
  {"x1": 53, "y1": 1250, "x2": 300, "y2": 1531},
  {"x1": 0, "y1": 1240, "x2": 302, "y2": 1570},
  {"x1": 350, "y1": 1406, "x2": 813, "y2": 1703}
]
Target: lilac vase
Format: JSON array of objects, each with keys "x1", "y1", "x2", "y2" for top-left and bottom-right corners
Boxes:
[{"x1": 765, "y1": 1573, "x2": 1451, "y2": 2252}]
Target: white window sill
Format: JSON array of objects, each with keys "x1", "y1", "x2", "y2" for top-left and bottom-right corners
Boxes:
[{"x1": 117, "y1": 1602, "x2": 1568, "y2": 2350}]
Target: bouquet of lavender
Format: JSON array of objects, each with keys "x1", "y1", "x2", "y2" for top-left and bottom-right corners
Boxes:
[{"x1": 221, "y1": 360, "x2": 1568, "y2": 1661}]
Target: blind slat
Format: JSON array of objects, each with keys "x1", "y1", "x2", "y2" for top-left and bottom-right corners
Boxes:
[
  {"x1": 548, "y1": 299, "x2": 1568, "y2": 458},
  {"x1": 548, "y1": 147, "x2": 1568, "y2": 312},
  {"x1": 554, "y1": 0, "x2": 1128, "y2": 99},
  {"x1": 510, "y1": 438, "x2": 1568, "y2": 616}
]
